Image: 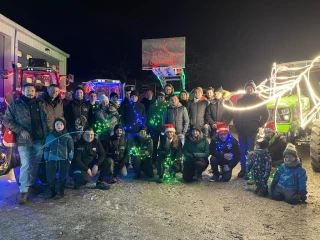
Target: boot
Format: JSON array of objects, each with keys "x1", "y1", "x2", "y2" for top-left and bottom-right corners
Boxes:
[
  {"x1": 258, "y1": 187, "x2": 269, "y2": 197},
  {"x1": 45, "y1": 185, "x2": 56, "y2": 199},
  {"x1": 18, "y1": 192, "x2": 28, "y2": 204},
  {"x1": 54, "y1": 189, "x2": 64, "y2": 200}
]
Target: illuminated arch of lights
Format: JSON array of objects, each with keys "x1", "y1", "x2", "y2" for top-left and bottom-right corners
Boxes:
[{"x1": 223, "y1": 56, "x2": 320, "y2": 128}]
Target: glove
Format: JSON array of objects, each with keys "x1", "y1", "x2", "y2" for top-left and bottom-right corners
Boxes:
[{"x1": 299, "y1": 190, "x2": 308, "y2": 202}]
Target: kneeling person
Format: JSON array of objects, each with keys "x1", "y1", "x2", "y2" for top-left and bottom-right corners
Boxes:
[
  {"x1": 131, "y1": 126, "x2": 154, "y2": 179},
  {"x1": 157, "y1": 124, "x2": 183, "y2": 183},
  {"x1": 209, "y1": 122, "x2": 241, "y2": 182},
  {"x1": 103, "y1": 124, "x2": 129, "y2": 183},
  {"x1": 72, "y1": 127, "x2": 110, "y2": 190}
]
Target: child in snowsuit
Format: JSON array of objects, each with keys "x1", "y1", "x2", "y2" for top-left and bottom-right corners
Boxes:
[
  {"x1": 247, "y1": 138, "x2": 272, "y2": 197},
  {"x1": 271, "y1": 143, "x2": 308, "y2": 204},
  {"x1": 44, "y1": 118, "x2": 74, "y2": 199}
]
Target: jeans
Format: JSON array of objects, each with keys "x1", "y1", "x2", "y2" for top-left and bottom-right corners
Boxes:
[
  {"x1": 18, "y1": 142, "x2": 43, "y2": 193},
  {"x1": 106, "y1": 158, "x2": 127, "y2": 177},
  {"x1": 237, "y1": 132, "x2": 256, "y2": 170},
  {"x1": 46, "y1": 160, "x2": 70, "y2": 193}
]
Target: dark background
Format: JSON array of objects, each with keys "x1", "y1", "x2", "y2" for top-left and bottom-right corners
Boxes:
[{"x1": 2, "y1": 0, "x2": 320, "y2": 91}]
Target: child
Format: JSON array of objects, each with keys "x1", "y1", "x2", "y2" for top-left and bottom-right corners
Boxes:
[
  {"x1": 44, "y1": 118, "x2": 74, "y2": 199},
  {"x1": 247, "y1": 138, "x2": 272, "y2": 197},
  {"x1": 271, "y1": 143, "x2": 308, "y2": 204}
]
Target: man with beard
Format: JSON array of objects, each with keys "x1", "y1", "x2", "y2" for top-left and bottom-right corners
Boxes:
[
  {"x1": 103, "y1": 124, "x2": 129, "y2": 183},
  {"x1": 64, "y1": 86, "x2": 90, "y2": 137},
  {"x1": 233, "y1": 80, "x2": 269, "y2": 178},
  {"x1": 3, "y1": 83, "x2": 48, "y2": 204},
  {"x1": 131, "y1": 126, "x2": 153, "y2": 179}
]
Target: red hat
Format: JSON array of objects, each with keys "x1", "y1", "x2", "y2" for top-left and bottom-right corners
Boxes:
[
  {"x1": 216, "y1": 122, "x2": 229, "y2": 134},
  {"x1": 3, "y1": 128, "x2": 17, "y2": 147},
  {"x1": 265, "y1": 122, "x2": 276, "y2": 133},
  {"x1": 161, "y1": 124, "x2": 176, "y2": 135}
]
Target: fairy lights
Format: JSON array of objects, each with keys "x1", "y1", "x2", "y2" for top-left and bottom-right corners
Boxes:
[
  {"x1": 123, "y1": 100, "x2": 145, "y2": 131},
  {"x1": 224, "y1": 56, "x2": 320, "y2": 129},
  {"x1": 148, "y1": 100, "x2": 169, "y2": 128}
]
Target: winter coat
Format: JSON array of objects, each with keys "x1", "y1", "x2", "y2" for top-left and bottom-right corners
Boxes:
[
  {"x1": 247, "y1": 149, "x2": 272, "y2": 186},
  {"x1": 268, "y1": 133, "x2": 287, "y2": 166},
  {"x1": 95, "y1": 105, "x2": 119, "y2": 140},
  {"x1": 140, "y1": 98, "x2": 154, "y2": 114},
  {"x1": 103, "y1": 134, "x2": 129, "y2": 165},
  {"x1": 157, "y1": 134, "x2": 183, "y2": 161},
  {"x1": 233, "y1": 94, "x2": 269, "y2": 135},
  {"x1": 44, "y1": 130, "x2": 74, "y2": 161},
  {"x1": 183, "y1": 132, "x2": 209, "y2": 161},
  {"x1": 205, "y1": 98, "x2": 233, "y2": 126},
  {"x1": 120, "y1": 101, "x2": 146, "y2": 134},
  {"x1": 131, "y1": 135, "x2": 153, "y2": 160},
  {"x1": 64, "y1": 99, "x2": 90, "y2": 132},
  {"x1": 163, "y1": 103, "x2": 189, "y2": 135},
  {"x1": 209, "y1": 134, "x2": 241, "y2": 169},
  {"x1": 3, "y1": 96, "x2": 48, "y2": 146},
  {"x1": 187, "y1": 97, "x2": 208, "y2": 127},
  {"x1": 38, "y1": 91, "x2": 64, "y2": 132},
  {"x1": 72, "y1": 137, "x2": 105, "y2": 171},
  {"x1": 147, "y1": 100, "x2": 169, "y2": 134},
  {"x1": 271, "y1": 163, "x2": 307, "y2": 192}
]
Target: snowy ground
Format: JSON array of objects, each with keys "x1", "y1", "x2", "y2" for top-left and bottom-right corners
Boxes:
[{"x1": 0, "y1": 145, "x2": 319, "y2": 240}]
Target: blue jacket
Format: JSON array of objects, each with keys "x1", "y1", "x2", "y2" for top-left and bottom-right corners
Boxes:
[
  {"x1": 44, "y1": 132, "x2": 74, "y2": 161},
  {"x1": 271, "y1": 163, "x2": 307, "y2": 192}
]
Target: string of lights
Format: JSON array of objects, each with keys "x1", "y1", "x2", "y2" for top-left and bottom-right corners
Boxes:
[{"x1": 223, "y1": 56, "x2": 320, "y2": 129}]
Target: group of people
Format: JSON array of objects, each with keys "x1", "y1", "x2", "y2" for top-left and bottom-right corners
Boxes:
[{"x1": 2, "y1": 80, "x2": 308, "y2": 205}]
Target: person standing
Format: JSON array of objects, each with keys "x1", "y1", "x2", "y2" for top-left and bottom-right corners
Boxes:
[
  {"x1": 3, "y1": 83, "x2": 49, "y2": 204},
  {"x1": 233, "y1": 80, "x2": 269, "y2": 178}
]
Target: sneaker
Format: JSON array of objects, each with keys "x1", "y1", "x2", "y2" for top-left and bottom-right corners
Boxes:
[
  {"x1": 121, "y1": 166, "x2": 127, "y2": 177},
  {"x1": 18, "y1": 192, "x2": 28, "y2": 204},
  {"x1": 247, "y1": 179, "x2": 255, "y2": 185},
  {"x1": 156, "y1": 178, "x2": 163, "y2": 183},
  {"x1": 133, "y1": 174, "x2": 141, "y2": 179},
  {"x1": 196, "y1": 173, "x2": 203, "y2": 181},
  {"x1": 109, "y1": 176, "x2": 117, "y2": 184},
  {"x1": 237, "y1": 169, "x2": 246, "y2": 178},
  {"x1": 209, "y1": 174, "x2": 220, "y2": 182},
  {"x1": 96, "y1": 181, "x2": 110, "y2": 190},
  {"x1": 258, "y1": 188, "x2": 269, "y2": 197},
  {"x1": 254, "y1": 187, "x2": 261, "y2": 194},
  {"x1": 29, "y1": 185, "x2": 43, "y2": 195},
  {"x1": 54, "y1": 192, "x2": 64, "y2": 200}
]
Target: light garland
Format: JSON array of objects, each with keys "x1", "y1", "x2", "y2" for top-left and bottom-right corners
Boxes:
[
  {"x1": 148, "y1": 100, "x2": 169, "y2": 128},
  {"x1": 223, "y1": 56, "x2": 320, "y2": 129},
  {"x1": 123, "y1": 101, "x2": 145, "y2": 131}
]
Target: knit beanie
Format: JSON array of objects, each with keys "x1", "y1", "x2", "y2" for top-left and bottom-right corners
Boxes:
[
  {"x1": 157, "y1": 91, "x2": 165, "y2": 97},
  {"x1": 53, "y1": 117, "x2": 66, "y2": 128},
  {"x1": 283, "y1": 143, "x2": 298, "y2": 158},
  {"x1": 244, "y1": 80, "x2": 256, "y2": 91},
  {"x1": 114, "y1": 124, "x2": 123, "y2": 133},
  {"x1": 214, "y1": 86, "x2": 224, "y2": 94},
  {"x1": 256, "y1": 138, "x2": 269, "y2": 150},
  {"x1": 265, "y1": 122, "x2": 276, "y2": 133},
  {"x1": 99, "y1": 94, "x2": 109, "y2": 102}
]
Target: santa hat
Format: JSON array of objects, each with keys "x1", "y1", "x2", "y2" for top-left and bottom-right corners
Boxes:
[
  {"x1": 264, "y1": 122, "x2": 276, "y2": 133},
  {"x1": 216, "y1": 122, "x2": 229, "y2": 134},
  {"x1": 3, "y1": 128, "x2": 17, "y2": 147},
  {"x1": 161, "y1": 124, "x2": 176, "y2": 135}
]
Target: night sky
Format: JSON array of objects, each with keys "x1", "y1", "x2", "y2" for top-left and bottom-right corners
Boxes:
[{"x1": 2, "y1": 0, "x2": 320, "y2": 91}]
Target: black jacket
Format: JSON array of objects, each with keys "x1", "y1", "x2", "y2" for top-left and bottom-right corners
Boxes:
[
  {"x1": 73, "y1": 137, "x2": 105, "y2": 171},
  {"x1": 157, "y1": 134, "x2": 183, "y2": 161},
  {"x1": 205, "y1": 98, "x2": 233, "y2": 126},
  {"x1": 209, "y1": 134, "x2": 241, "y2": 169},
  {"x1": 233, "y1": 94, "x2": 269, "y2": 135},
  {"x1": 120, "y1": 101, "x2": 146, "y2": 134},
  {"x1": 268, "y1": 133, "x2": 287, "y2": 166},
  {"x1": 103, "y1": 134, "x2": 129, "y2": 165},
  {"x1": 64, "y1": 99, "x2": 90, "y2": 132}
]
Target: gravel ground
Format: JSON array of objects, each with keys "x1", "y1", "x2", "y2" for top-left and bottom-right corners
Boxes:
[{"x1": 0, "y1": 145, "x2": 319, "y2": 240}]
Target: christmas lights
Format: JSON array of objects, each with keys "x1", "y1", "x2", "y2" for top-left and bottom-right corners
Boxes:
[
  {"x1": 148, "y1": 100, "x2": 169, "y2": 128},
  {"x1": 123, "y1": 101, "x2": 145, "y2": 131},
  {"x1": 224, "y1": 56, "x2": 320, "y2": 129}
]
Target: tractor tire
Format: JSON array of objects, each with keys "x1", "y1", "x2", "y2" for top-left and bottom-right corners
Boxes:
[{"x1": 310, "y1": 119, "x2": 320, "y2": 172}]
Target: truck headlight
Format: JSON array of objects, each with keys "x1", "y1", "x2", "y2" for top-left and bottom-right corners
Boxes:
[{"x1": 283, "y1": 115, "x2": 290, "y2": 121}]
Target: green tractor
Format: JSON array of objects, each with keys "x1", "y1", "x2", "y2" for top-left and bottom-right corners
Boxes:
[{"x1": 266, "y1": 94, "x2": 312, "y2": 145}]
